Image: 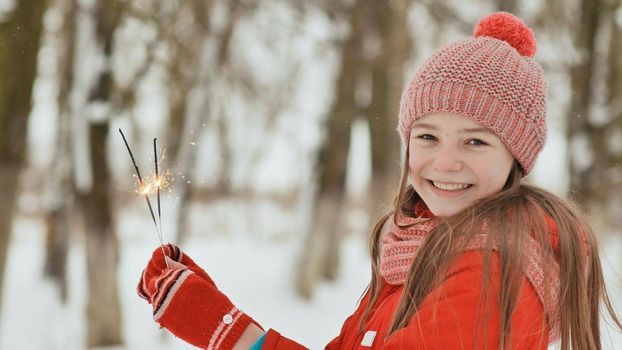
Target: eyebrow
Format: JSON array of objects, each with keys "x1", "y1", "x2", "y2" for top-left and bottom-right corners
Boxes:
[{"x1": 411, "y1": 122, "x2": 494, "y2": 135}]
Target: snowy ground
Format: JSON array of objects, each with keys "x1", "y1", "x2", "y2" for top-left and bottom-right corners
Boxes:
[
  {"x1": 2, "y1": 203, "x2": 622, "y2": 350},
  {"x1": 0, "y1": 203, "x2": 372, "y2": 350}
]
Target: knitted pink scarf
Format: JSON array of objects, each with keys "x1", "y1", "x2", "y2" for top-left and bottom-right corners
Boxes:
[{"x1": 379, "y1": 202, "x2": 561, "y2": 342}]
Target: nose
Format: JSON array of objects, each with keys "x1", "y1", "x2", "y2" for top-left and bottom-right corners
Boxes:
[{"x1": 432, "y1": 146, "x2": 463, "y2": 172}]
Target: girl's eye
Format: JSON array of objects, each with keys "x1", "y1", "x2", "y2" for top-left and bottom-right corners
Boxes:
[
  {"x1": 468, "y1": 138, "x2": 487, "y2": 146},
  {"x1": 418, "y1": 134, "x2": 436, "y2": 141}
]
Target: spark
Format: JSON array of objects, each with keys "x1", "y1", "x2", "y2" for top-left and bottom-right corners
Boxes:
[
  {"x1": 133, "y1": 170, "x2": 173, "y2": 197},
  {"x1": 119, "y1": 129, "x2": 169, "y2": 267}
]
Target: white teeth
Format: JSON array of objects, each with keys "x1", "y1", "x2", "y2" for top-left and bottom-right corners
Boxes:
[{"x1": 432, "y1": 181, "x2": 471, "y2": 191}]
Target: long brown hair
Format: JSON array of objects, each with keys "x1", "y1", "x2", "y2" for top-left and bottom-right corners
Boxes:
[{"x1": 360, "y1": 147, "x2": 622, "y2": 350}]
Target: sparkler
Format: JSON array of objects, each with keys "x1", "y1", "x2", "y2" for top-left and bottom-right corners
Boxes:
[
  {"x1": 154, "y1": 138, "x2": 164, "y2": 248},
  {"x1": 119, "y1": 129, "x2": 169, "y2": 267}
]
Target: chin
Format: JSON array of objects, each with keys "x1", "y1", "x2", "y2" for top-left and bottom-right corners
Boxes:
[
  {"x1": 428, "y1": 204, "x2": 467, "y2": 218},
  {"x1": 430, "y1": 209, "x2": 459, "y2": 218}
]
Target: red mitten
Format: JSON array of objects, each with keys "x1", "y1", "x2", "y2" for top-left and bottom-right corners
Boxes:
[
  {"x1": 149, "y1": 267, "x2": 261, "y2": 350},
  {"x1": 137, "y1": 244, "x2": 215, "y2": 301}
]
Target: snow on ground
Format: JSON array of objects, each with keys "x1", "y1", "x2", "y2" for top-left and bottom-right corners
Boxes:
[{"x1": 0, "y1": 204, "x2": 371, "y2": 350}]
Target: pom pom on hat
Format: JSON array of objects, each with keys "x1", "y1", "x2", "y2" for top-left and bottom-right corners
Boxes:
[{"x1": 473, "y1": 12, "x2": 536, "y2": 57}]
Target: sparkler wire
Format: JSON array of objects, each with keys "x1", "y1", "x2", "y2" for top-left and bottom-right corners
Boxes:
[
  {"x1": 154, "y1": 138, "x2": 164, "y2": 247},
  {"x1": 119, "y1": 129, "x2": 168, "y2": 267}
]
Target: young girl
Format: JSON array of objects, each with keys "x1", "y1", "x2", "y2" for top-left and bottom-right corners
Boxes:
[{"x1": 137, "y1": 12, "x2": 621, "y2": 350}]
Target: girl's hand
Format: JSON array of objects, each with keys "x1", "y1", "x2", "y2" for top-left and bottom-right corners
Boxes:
[
  {"x1": 137, "y1": 244, "x2": 262, "y2": 350},
  {"x1": 137, "y1": 243, "x2": 215, "y2": 301}
]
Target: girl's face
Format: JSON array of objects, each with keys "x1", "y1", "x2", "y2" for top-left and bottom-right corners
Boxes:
[{"x1": 408, "y1": 112, "x2": 515, "y2": 218}]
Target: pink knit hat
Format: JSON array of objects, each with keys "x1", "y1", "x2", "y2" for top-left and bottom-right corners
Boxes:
[{"x1": 397, "y1": 12, "x2": 547, "y2": 175}]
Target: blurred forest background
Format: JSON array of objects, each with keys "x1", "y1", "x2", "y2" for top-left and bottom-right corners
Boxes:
[{"x1": 1, "y1": 0, "x2": 622, "y2": 349}]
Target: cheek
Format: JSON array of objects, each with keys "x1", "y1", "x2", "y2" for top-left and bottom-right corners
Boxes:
[
  {"x1": 473, "y1": 155, "x2": 513, "y2": 192},
  {"x1": 407, "y1": 150, "x2": 424, "y2": 177},
  {"x1": 407, "y1": 154, "x2": 415, "y2": 172}
]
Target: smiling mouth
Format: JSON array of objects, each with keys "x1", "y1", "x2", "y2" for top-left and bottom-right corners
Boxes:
[{"x1": 428, "y1": 180, "x2": 473, "y2": 191}]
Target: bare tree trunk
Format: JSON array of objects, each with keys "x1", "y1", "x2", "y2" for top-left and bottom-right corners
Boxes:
[
  {"x1": 173, "y1": 70, "x2": 210, "y2": 244},
  {"x1": 297, "y1": 1, "x2": 363, "y2": 298},
  {"x1": 163, "y1": 0, "x2": 248, "y2": 243},
  {"x1": 367, "y1": 0, "x2": 412, "y2": 222},
  {"x1": 564, "y1": 0, "x2": 622, "y2": 236},
  {"x1": 0, "y1": 167, "x2": 20, "y2": 318},
  {"x1": 497, "y1": 0, "x2": 518, "y2": 13},
  {"x1": 43, "y1": 204, "x2": 71, "y2": 301},
  {"x1": 165, "y1": 77, "x2": 192, "y2": 246},
  {"x1": 76, "y1": 0, "x2": 124, "y2": 346},
  {"x1": 211, "y1": 0, "x2": 243, "y2": 196},
  {"x1": 296, "y1": 0, "x2": 416, "y2": 297},
  {"x1": 160, "y1": 0, "x2": 213, "y2": 244},
  {"x1": 568, "y1": 0, "x2": 598, "y2": 198},
  {"x1": 43, "y1": 0, "x2": 78, "y2": 303},
  {"x1": 567, "y1": 0, "x2": 614, "y2": 233},
  {"x1": 0, "y1": 0, "x2": 46, "y2": 324},
  {"x1": 79, "y1": 123, "x2": 123, "y2": 347},
  {"x1": 604, "y1": 0, "x2": 622, "y2": 231}
]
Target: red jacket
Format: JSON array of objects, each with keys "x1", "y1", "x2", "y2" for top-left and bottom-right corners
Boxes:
[{"x1": 261, "y1": 250, "x2": 550, "y2": 349}]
